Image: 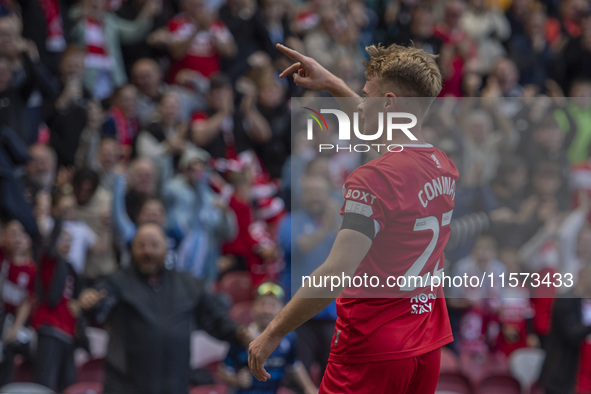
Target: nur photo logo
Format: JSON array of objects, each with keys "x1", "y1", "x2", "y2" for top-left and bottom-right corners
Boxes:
[{"x1": 303, "y1": 107, "x2": 418, "y2": 153}]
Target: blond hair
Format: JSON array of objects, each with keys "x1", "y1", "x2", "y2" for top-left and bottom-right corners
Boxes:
[{"x1": 364, "y1": 44, "x2": 442, "y2": 98}]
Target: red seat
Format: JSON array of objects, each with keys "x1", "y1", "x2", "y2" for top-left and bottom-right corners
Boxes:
[
  {"x1": 475, "y1": 374, "x2": 521, "y2": 394},
  {"x1": 229, "y1": 301, "x2": 254, "y2": 325},
  {"x1": 440, "y1": 347, "x2": 459, "y2": 373},
  {"x1": 63, "y1": 381, "x2": 103, "y2": 394},
  {"x1": 218, "y1": 271, "x2": 253, "y2": 304},
  {"x1": 436, "y1": 371, "x2": 472, "y2": 394},
  {"x1": 189, "y1": 384, "x2": 228, "y2": 394},
  {"x1": 76, "y1": 359, "x2": 104, "y2": 383}
]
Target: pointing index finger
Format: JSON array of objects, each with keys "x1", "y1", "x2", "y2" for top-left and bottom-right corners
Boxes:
[{"x1": 276, "y1": 43, "x2": 306, "y2": 63}]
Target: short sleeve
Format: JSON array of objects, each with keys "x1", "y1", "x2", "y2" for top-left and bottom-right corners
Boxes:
[{"x1": 340, "y1": 165, "x2": 393, "y2": 233}]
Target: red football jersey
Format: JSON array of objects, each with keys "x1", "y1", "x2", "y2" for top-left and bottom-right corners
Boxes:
[
  {"x1": 167, "y1": 15, "x2": 233, "y2": 83},
  {"x1": 330, "y1": 144, "x2": 458, "y2": 364}
]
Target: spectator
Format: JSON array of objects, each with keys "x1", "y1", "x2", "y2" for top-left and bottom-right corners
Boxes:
[
  {"x1": 259, "y1": 0, "x2": 299, "y2": 49},
  {"x1": 303, "y1": 6, "x2": 362, "y2": 74},
  {"x1": 460, "y1": 0, "x2": 511, "y2": 75},
  {"x1": 78, "y1": 223, "x2": 250, "y2": 394},
  {"x1": 32, "y1": 223, "x2": 81, "y2": 391},
  {"x1": 112, "y1": 180, "x2": 182, "y2": 270},
  {"x1": 448, "y1": 235, "x2": 506, "y2": 357},
  {"x1": 0, "y1": 127, "x2": 40, "y2": 238},
  {"x1": 507, "y1": 6, "x2": 554, "y2": 91},
  {"x1": 74, "y1": 100, "x2": 106, "y2": 171},
  {"x1": 22, "y1": 144, "x2": 57, "y2": 200},
  {"x1": 190, "y1": 74, "x2": 270, "y2": 163},
  {"x1": 166, "y1": 0, "x2": 236, "y2": 84},
  {"x1": 0, "y1": 22, "x2": 59, "y2": 145},
  {"x1": 123, "y1": 157, "x2": 158, "y2": 223},
  {"x1": 46, "y1": 45, "x2": 92, "y2": 168},
  {"x1": 72, "y1": 168, "x2": 116, "y2": 282},
  {"x1": 70, "y1": 0, "x2": 161, "y2": 100},
  {"x1": 115, "y1": 0, "x2": 168, "y2": 75},
  {"x1": 434, "y1": 0, "x2": 478, "y2": 97},
  {"x1": 504, "y1": 0, "x2": 531, "y2": 38},
  {"x1": 131, "y1": 57, "x2": 203, "y2": 125},
  {"x1": 540, "y1": 263, "x2": 591, "y2": 394},
  {"x1": 163, "y1": 146, "x2": 236, "y2": 284},
  {"x1": 221, "y1": 170, "x2": 277, "y2": 286},
  {"x1": 290, "y1": 176, "x2": 339, "y2": 381},
  {"x1": 252, "y1": 76, "x2": 290, "y2": 180},
  {"x1": 135, "y1": 92, "x2": 188, "y2": 178},
  {"x1": 557, "y1": 13, "x2": 591, "y2": 96},
  {"x1": 0, "y1": 220, "x2": 37, "y2": 386},
  {"x1": 101, "y1": 84, "x2": 141, "y2": 161},
  {"x1": 51, "y1": 191, "x2": 106, "y2": 276},
  {"x1": 218, "y1": 0, "x2": 276, "y2": 79},
  {"x1": 545, "y1": 0, "x2": 587, "y2": 46},
  {"x1": 518, "y1": 113, "x2": 569, "y2": 175},
  {"x1": 390, "y1": 3, "x2": 444, "y2": 57},
  {"x1": 89, "y1": 137, "x2": 121, "y2": 192},
  {"x1": 19, "y1": 0, "x2": 70, "y2": 77},
  {"x1": 218, "y1": 282, "x2": 317, "y2": 394},
  {"x1": 556, "y1": 79, "x2": 591, "y2": 164}
]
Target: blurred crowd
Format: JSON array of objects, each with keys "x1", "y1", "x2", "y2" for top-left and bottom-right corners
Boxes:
[{"x1": 0, "y1": 0, "x2": 591, "y2": 392}]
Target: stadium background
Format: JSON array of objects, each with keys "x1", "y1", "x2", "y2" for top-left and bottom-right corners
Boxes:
[{"x1": 0, "y1": 0, "x2": 590, "y2": 392}]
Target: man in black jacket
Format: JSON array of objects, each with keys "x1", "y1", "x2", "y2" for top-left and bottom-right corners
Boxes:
[
  {"x1": 540, "y1": 264, "x2": 591, "y2": 394},
  {"x1": 79, "y1": 223, "x2": 250, "y2": 394}
]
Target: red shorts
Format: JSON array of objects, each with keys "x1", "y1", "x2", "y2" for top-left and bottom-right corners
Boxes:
[{"x1": 319, "y1": 348, "x2": 441, "y2": 394}]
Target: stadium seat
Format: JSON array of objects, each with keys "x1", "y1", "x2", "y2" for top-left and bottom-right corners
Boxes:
[
  {"x1": 189, "y1": 384, "x2": 228, "y2": 394},
  {"x1": 508, "y1": 348, "x2": 545, "y2": 393},
  {"x1": 0, "y1": 383, "x2": 55, "y2": 393},
  {"x1": 76, "y1": 358, "x2": 104, "y2": 383},
  {"x1": 63, "y1": 381, "x2": 103, "y2": 394},
  {"x1": 218, "y1": 271, "x2": 253, "y2": 304},
  {"x1": 440, "y1": 347, "x2": 460, "y2": 373},
  {"x1": 475, "y1": 374, "x2": 521, "y2": 394},
  {"x1": 229, "y1": 300, "x2": 254, "y2": 325},
  {"x1": 436, "y1": 371, "x2": 472, "y2": 394}
]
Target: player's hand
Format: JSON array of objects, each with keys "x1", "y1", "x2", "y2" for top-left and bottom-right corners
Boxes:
[
  {"x1": 78, "y1": 289, "x2": 107, "y2": 311},
  {"x1": 248, "y1": 331, "x2": 281, "y2": 381},
  {"x1": 276, "y1": 43, "x2": 338, "y2": 91}
]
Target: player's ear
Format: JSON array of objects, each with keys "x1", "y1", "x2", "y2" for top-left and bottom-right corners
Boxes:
[{"x1": 383, "y1": 93, "x2": 396, "y2": 109}]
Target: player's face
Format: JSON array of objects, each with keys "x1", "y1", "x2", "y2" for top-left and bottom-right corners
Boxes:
[
  {"x1": 253, "y1": 295, "x2": 282, "y2": 330},
  {"x1": 131, "y1": 226, "x2": 167, "y2": 276},
  {"x1": 358, "y1": 77, "x2": 392, "y2": 140}
]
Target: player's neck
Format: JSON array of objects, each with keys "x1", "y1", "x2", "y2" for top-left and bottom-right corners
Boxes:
[{"x1": 376, "y1": 127, "x2": 428, "y2": 155}]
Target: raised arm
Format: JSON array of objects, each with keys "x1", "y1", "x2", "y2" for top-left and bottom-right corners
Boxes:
[
  {"x1": 248, "y1": 228, "x2": 371, "y2": 381},
  {"x1": 276, "y1": 44, "x2": 359, "y2": 99}
]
